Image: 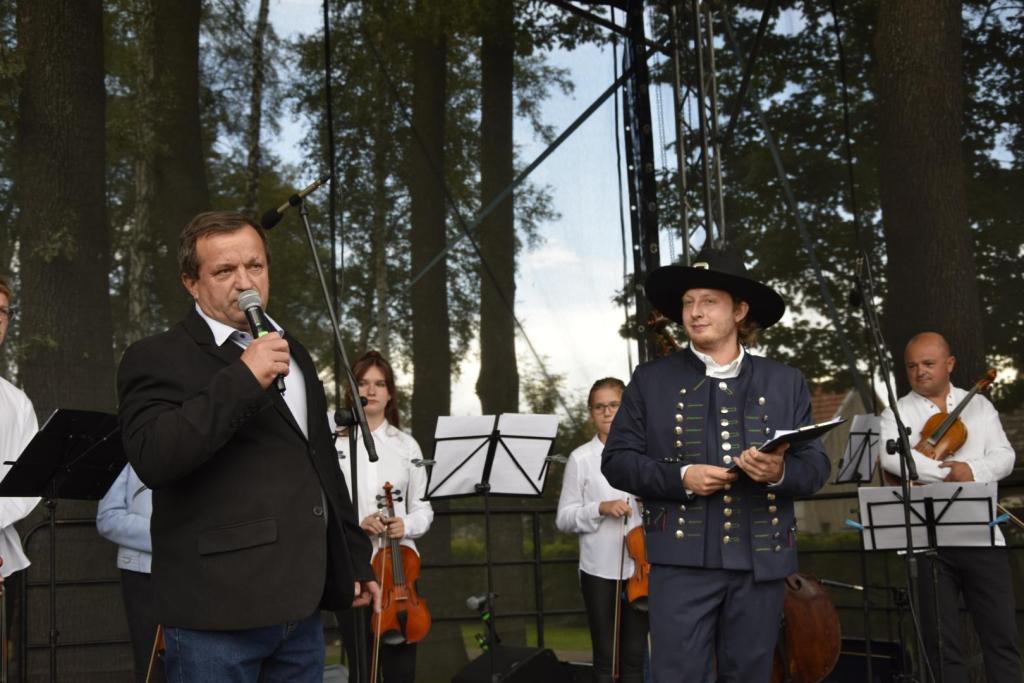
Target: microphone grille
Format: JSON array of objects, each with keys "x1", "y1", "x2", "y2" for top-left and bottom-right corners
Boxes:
[{"x1": 238, "y1": 289, "x2": 263, "y2": 312}]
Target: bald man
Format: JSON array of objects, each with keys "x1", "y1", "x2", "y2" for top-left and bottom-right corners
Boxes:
[{"x1": 880, "y1": 332, "x2": 1019, "y2": 683}]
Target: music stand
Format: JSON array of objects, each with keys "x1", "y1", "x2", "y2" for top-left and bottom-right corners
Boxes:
[
  {"x1": 857, "y1": 482, "x2": 1001, "y2": 681},
  {"x1": 835, "y1": 414, "x2": 881, "y2": 485},
  {"x1": 424, "y1": 413, "x2": 559, "y2": 678},
  {"x1": 834, "y1": 413, "x2": 882, "y2": 679},
  {"x1": 0, "y1": 409, "x2": 125, "y2": 683},
  {"x1": 857, "y1": 482, "x2": 999, "y2": 552}
]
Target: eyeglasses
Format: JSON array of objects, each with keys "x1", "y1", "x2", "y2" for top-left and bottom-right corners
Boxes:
[
  {"x1": 0, "y1": 307, "x2": 11, "y2": 323},
  {"x1": 590, "y1": 402, "x2": 621, "y2": 413}
]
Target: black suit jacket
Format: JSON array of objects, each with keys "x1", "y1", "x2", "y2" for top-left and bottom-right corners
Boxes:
[{"x1": 117, "y1": 308, "x2": 372, "y2": 630}]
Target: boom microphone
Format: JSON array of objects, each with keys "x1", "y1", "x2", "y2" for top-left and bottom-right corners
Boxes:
[
  {"x1": 238, "y1": 289, "x2": 286, "y2": 394},
  {"x1": 260, "y1": 173, "x2": 331, "y2": 230}
]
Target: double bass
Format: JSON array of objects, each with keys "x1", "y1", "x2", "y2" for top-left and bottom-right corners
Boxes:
[{"x1": 370, "y1": 482, "x2": 431, "y2": 679}]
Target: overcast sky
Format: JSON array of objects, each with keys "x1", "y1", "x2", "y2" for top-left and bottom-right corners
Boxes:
[{"x1": 263, "y1": 1, "x2": 659, "y2": 416}]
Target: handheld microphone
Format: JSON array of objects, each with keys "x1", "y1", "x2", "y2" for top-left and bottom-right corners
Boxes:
[
  {"x1": 260, "y1": 173, "x2": 331, "y2": 230},
  {"x1": 237, "y1": 289, "x2": 286, "y2": 394}
]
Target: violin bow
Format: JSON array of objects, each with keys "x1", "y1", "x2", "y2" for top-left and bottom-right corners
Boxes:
[
  {"x1": 370, "y1": 513, "x2": 387, "y2": 683},
  {"x1": 611, "y1": 499, "x2": 630, "y2": 682}
]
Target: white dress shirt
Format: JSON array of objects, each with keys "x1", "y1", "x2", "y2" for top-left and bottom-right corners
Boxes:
[
  {"x1": 195, "y1": 304, "x2": 307, "y2": 434},
  {"x1": 0, "y1": 376, "x2": 42, "y2": 576},
  {"x1": 691, "y1": 344, "x2": 746, "y2": 379},
  {"x1": 880, "y1": 386, "x2": 1015, "y2": 546},
  {"x1": 335, "y1": 421, "x2": 434, "y2": 555},
  {"x1": 881, "y1": 386, "x2": 1015, "y2": 485},
  {"x1": 556, "y1": 435, "x2": 640, "y2": 579}
]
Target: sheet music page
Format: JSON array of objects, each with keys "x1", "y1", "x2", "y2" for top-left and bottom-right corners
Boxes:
[
  {"x1": 857, "y1": 482, "x2": 998, "y2": 550},
  {"x1": 491, "y1": 414, "x2": 559, "y2": 494},
  {"x1": 428, "y1": 416, "x2": 495, "y2": 498},
  {"x1": 427, "y1": 414, "x2": 559, "y2": 498},
  {"x1": 837, "y1": 414, "x2": 881, "y2": 482}
]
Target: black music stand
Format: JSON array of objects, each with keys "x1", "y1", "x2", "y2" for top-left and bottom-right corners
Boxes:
[
  {"x1": 834, "y1": 413, "x2": 881, "y2": 681},
  {"x1": 0, "y1": 409, "x2": 125, "y2": 683},
  {"x1": 424, "y1": 413, "x2": 559, "y2": 679},
  {"x1": 835, "y1": 414, "x2": 880, "y2": 485},
  {"x1": 857, "y1": 482, "x2": 1001, "y2": 682}
]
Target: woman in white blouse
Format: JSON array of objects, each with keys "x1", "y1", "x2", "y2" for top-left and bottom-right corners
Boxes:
[
  {"x1": 335, "y1": 351, "x2": 433, "y2": 683},
  {"x1": 557, "y1": 377, "x2": 648, "y2": 683}
]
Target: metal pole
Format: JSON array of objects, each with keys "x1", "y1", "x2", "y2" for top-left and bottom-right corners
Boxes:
[{"x1": 670, "y1": 1, "x2": 691, "y2": 264}]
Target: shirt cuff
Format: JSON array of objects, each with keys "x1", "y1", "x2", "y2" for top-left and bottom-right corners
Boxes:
[
  {"x1": 680, "y1": 465, "x2": 695, "y2": 497},
  {"x1": 766, "y1": 463, "x2": 786, "y2": 488}
]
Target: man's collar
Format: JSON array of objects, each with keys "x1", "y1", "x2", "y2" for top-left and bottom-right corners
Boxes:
[
  {"x1": 911, "y1": 384, "x2": 962, "y2": 409},
  {"x1": 690, "y1": 344, "x2": 745, "y2": 375},
  {"x1": 194, "y1": 303, "x2": 282, "y2": 346}
]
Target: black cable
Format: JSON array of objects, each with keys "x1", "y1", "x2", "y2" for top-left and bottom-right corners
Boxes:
[
  {"x1": 612, "y1": 8, "x2": 635, "y2": 373},
  {"x1": 359, "y1": 8, "x2": 655, "y2": 430},
  {"x1": 718, "y1": 12, "x2": 873, "y2": 414},
  {"x1": 322, "y1": 0, "x2": 341, "y2": 407}
]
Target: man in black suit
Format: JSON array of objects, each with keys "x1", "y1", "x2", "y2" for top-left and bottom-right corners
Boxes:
[{"x1": 118, "y1": 211, "x2": 378, "y2": 681}]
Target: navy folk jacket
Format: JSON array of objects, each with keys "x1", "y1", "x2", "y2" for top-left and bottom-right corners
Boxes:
[{"x1": 601, "y1": 348, "x2": 830, "y2": 581}]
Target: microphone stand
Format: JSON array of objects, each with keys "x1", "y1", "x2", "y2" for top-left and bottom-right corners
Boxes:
[
  {"x1": 854, "y1": 252, "x2": 934, "y2": 683},
  {"x1": 292, "y1": 195, "x2": 380, "y2": 683}
]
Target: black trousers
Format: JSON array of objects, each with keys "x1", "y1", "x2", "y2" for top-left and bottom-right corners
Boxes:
[
  {"x1": 580, "y1": 570, "x2": 649, "y2": 683},
  {"x1": 917, "y1": 547, "x2": 1021, "y2": 683},
  {"x1": 337, "y1": 607, "x2": 417, "y2": 683},
  {"x1": 120, "y1": 569, "x2": 165, "y2": 683}
]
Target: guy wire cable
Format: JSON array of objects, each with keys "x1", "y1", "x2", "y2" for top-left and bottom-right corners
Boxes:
[
  {"x1": 357, "y1": 6, "x2": 586, "y2": 429},
  {"x1": 829, "y1": 0, "x2": 878, "y2": 414}
]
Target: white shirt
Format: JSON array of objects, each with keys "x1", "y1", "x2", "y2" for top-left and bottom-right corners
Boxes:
[
  {"x1": 881, "y1": 386, "x2": 1015, "y2": 485},
  {"x1": 691, "y1": 344, "x2": 746, "y2": 379},
  {"x1": 335, "y1": 420, "x2": 434, "y2": 555},
  {"x1": 881, "y1": 386, "x2": 1015, "y2": 546},
  {"x1": 195, "y1": 304, "x2": 307, "y2": 434},
  {"x1": 0, "y1": 376, "x2": 42, "y2": 576},
  {"x1": 556, "y1": 436, "x2": 640, "y2": 579}
]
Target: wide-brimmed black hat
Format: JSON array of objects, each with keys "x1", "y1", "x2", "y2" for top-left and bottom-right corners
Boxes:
[{"x1": 644, "y1": 247, "x2": 786, "y2": 328}]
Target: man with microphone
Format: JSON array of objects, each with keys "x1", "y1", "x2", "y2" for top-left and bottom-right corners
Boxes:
[{"x1": 118, "y1": 211, "x2": 377, "y2": 681}]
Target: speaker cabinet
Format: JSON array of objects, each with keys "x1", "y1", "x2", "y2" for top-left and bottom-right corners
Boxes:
[{"x1": 452, "y1": 645, "x2": 563, "y2": 683}]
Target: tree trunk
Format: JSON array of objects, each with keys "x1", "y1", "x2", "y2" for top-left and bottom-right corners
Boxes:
[
  {"x1": 127, "y1": 0, "x2": 158, "y2": 343},
  {"x1": 15, "y1": 0, "x2": 114, "y2": 417},
  {"x1": 476, "y1": 0, "x2": 519, "y2": 415},
  {"x1": 243, "y1": 0, "x2": 271, "y2": 216},
  {"x1": 407, "y1": 2, "x2": 465, "y2": 680},
  {"x1": 371, "y1": 98, "x2": 391, "y2": 358},
  {"x1": 408, "y1": 0, "x2": 450, "y2": 454},
  {"x1": 875, "y1": 0, "x2": 985, "y2": 393},
  {"x1": 147, "y1": 0, "x2": 210, "y2": 327}
]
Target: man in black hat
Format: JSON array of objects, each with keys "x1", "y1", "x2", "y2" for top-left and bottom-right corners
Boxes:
[{"x1": 602, "y1": 248, "x2": 831, "y2": 682}]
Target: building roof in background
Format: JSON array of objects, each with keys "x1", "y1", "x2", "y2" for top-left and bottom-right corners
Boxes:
[{"x1": 810, "y1": 387, "x2": 847, "y2": 424}]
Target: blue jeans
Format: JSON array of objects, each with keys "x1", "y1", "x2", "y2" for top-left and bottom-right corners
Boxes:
[{"x1": 163, "y1": 611, "x2": 325, "y2": 683}]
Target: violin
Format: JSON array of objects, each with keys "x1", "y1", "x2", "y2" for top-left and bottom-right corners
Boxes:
[
  {"x1": 884, "y1": 368, "x2": 997, "y2": 487},
  {"x1": 612, "y1": 500, "x2": 650, "y2": 680},
  {"x1": 624, "y1": 526, "x2": 650, "y2": 610},
  {"x1": 370, "y1": 482, "x2": 431, "y2": 678},
  {"x1": 770, "y1": 573, "x2": 842, "y2": 683},
  {"x1": 915, "y1": 368, "x2": 996, "y2": 460}
]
